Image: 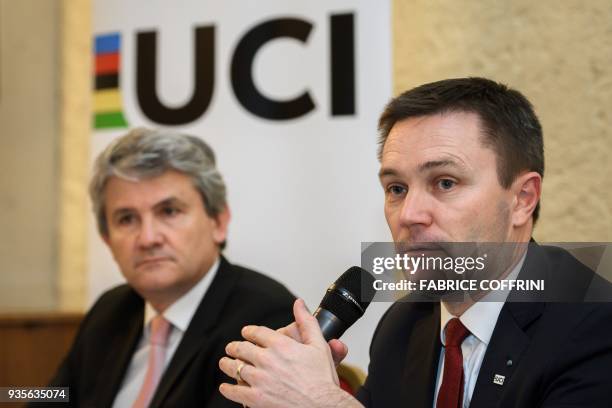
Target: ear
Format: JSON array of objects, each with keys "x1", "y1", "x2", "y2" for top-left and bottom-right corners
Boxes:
[
  {"x1": 511, "y1": 171, "x2": 542, "y2": 227},
  {"x1": 212, "y1": 205, "x2": 231, "y2": 245},
  {"x1": 102, "y1": 232, "x2": 111, "y2": 247}
]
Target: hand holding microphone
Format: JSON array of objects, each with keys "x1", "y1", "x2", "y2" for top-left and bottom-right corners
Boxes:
[
  {"x1": 277, "y1": 266, "x2": 376, "y2": 365},
  {"x1": 219, "y1": 267, "x2": 375, "y2": 408},
  {"x1": 314, "y1": 266, "x2": 377, "y2": 341}
]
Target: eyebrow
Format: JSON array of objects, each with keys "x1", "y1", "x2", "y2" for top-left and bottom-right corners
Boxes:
[
  {"x1": 417, "y1": 159, "x2": 465, "y2": 172},
  {"x1": 109, "y1": 196, "x2": 185, "y2": 218},
  {"x1": 110, "y1": 207, "x2": 133, "y2": 219},
  {"x1": 378, "y1": 159, "x2": 466, "y2": 179},
  {"x1": 153, "y1": 197, "x2": 185, "y2": 209}
]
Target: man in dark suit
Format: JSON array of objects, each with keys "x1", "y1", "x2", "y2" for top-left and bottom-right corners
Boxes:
[
  {"x1": 357, "y1": 242, "x2": 612, "y2": 407},
  {"x1": 217, "y1": 78, "x2": 612, "y2": 408},
  {"x1": 45, "y1": 128, "x2": 295, "y2": 407}
]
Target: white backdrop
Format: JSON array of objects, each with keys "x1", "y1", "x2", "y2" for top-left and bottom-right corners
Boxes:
[{"x1": 90, "y1": 0, "x2": 392, "y2": 371}]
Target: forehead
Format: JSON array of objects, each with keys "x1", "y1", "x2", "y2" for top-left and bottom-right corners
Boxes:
[
  {"x1": 103, "y1": 170, "x2": 200, "y2": 211},
  {"x1": 381, "y1": 111, "x2": 496, "y2": 174}
]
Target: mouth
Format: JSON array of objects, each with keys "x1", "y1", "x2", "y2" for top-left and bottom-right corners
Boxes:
[
  {"x1": 396, "y1": 242, "x2": 452, "y2": 260},
  {"x1": 397, "y1": 242, "x2": 444, "y2": 252},
  {"x1": 135, "y1": 257, "x2": 172, "y2": 268},
  {"x1": 405, "y1": 244, "x2": 440, "y2": 251}
]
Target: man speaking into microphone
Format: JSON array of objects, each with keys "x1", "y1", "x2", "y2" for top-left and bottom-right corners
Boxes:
[{"x1": 219, "y1": 77, "x2": 612, "y2": 408}]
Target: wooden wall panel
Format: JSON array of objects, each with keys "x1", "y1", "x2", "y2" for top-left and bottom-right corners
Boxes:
[{"x1": 0, "y1": 313, "x2": 82, "y2": 387}]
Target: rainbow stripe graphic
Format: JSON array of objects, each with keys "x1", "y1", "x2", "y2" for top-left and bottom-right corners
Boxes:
[{"x1": 93, "y1": 33, "x2": 128, "y2": 129}]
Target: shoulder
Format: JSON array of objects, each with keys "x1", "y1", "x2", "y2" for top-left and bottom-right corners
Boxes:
[
  {"x1": 521, "y1": 302, "x2": 612, "y2": 406},
  {"x1": 88, "y1": 284, "x2": 142, "y2": 316},
  {"x1": 545, "y1": 301, "x2": 612, "y2": 343},
  {"x1": 92, "y1": 283, "x2": 140, "y2": 308},
  {"x1": 214, "y1": 258, "x2": 296, "y2": 329},
  {"x1": 519, "y1": 243, "x2": 612, "y2": 302},
  {"x1": 76, "y1": 284, "x2": 143, "y2": 336},
  {"x1": 53, "y1": 284, "x2": 142, "y2": 371},
  {"x1": 223, "y1": 261, "x2": 296, "y2": 307},
  {"x1": 230, "y1": 263, "x2": 295, "y2": 301}
]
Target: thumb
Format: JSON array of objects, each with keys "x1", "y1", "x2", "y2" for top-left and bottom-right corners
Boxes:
[
  {"x1": 294, "y1": 298, "x2": 325, "y2": 345},
  {"x1": 329, "y1": 339, "x2": 348, "y2": 367}
]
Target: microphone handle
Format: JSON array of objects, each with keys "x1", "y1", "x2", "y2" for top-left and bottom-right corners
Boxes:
[{"x1": 314, "y1": 307, "x2": 349, "y2": 341}]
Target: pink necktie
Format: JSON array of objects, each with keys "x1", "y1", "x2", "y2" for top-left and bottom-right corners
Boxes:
[{"x1": 133, "y1": 315, "x2": 172, "y2": 408}]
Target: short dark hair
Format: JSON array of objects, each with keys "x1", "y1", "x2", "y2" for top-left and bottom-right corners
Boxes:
[{"x1": 378, "y1": 77, "x2": 544, "y2": 222}]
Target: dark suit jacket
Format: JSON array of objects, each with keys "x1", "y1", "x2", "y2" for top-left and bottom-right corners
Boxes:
[
  {"x1": 357, "y1": 244, "x2": 612, "y2": 407},
  {"x1": 44, "y1": 257, "x2": 295, "y2": 408}
]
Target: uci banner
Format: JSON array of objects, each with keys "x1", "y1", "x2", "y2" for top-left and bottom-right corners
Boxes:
[{"x1": 90, "y1": 0, "x2": 392, "y2": 369}]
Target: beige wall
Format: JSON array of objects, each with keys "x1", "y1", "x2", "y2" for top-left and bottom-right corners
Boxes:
[
  {"x1": 393, "y1": 0, "x2": 612, "y2": 241},
  {"x1": 57, "y1": 0, "x2": 90, "y2": 311},
  {"x1": 0, "y1": 0, "x2": 89, "y2": 312},
  {"x1": 1, "y1": 1, "x2": 610, "y2": 312},
  {"x1": 0, "y1": 0, "x2": 60, "y2": 311}
]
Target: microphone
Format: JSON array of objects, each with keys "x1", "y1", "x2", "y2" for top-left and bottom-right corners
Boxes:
[{"x1": 314, "y1": 266, "x2": 377, "y2": 341}]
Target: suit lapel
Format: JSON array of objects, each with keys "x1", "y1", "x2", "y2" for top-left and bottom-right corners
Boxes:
[
  {"x1": 469, "y1": 243, "x2": 548, "y2": 408},
  {"x1": 150, "y1": 256, "x2": 240, "y2": 407},
  {"x1": 469, "y1": 302, "x2": 543, "y2": 408},
  {"x1": 401, "y1": 302, "x2": 441, "y2": 408},
  {"x1": 94, "y1": 290, "x2": 144, "y2": 408}
]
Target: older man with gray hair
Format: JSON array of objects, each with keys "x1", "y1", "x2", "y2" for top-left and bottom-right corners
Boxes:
[{"x1": 48, "y1": 128, "x2": 295, "y2": 408}]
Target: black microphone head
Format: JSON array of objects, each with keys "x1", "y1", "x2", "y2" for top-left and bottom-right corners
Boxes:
[{"x1": 318, "y1": 266, "x2": 376, "y2": 326}]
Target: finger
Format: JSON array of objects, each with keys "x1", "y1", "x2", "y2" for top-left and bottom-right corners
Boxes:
[
  {"x1": 219, "y1": 382, "x2": 256, "y2": 407},
  {"x1": 241, "y1": 324, "x2": 290, "y2": 348},
  {"x1": 219, "y1": 357, "x2": 255, "y2": 384},
  {"x1": 294, "y1": 298, "x2": 326, "y2": 346},
  {"x1": 329, "y1": 339, "x2": 348, "y2": 367},
  {"x1": 225, "y1": 340, "x2": 262, "y2": 365},
  {"x1": 218, "y1": 356, "x2": 240, "y2": 380},
  {"x1": 277, "y1": 322, "x2": 301, "y2": 342}
]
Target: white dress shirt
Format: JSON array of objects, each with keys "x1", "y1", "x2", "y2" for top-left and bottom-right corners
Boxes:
[
  {"x1": 433, "y1": 253, "x2": 526, "y2": 408},
  {"x1": 112, "y1": 258, "x2": 219, "y2": 408}
]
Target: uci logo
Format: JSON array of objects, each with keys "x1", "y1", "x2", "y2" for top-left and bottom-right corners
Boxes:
[{"x1": 94, "y1": 14, "x2": 355, "y2": 129}]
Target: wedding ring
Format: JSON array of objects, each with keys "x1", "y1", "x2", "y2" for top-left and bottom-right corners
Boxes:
[{"x1": 236, "y1": 362, "x2": 246, "y2": 383}]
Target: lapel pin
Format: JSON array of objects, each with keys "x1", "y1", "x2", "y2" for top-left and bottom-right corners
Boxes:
[{"x1": 493, "y1": 374, "x2": 505, "y2": 386}]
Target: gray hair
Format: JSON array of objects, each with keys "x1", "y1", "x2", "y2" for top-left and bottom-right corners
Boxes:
[{"x1": 89, "y1": 128, "x2": 227, "y2": 236}]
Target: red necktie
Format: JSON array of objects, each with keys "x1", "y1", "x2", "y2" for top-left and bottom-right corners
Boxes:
[{"x1": 437, "y1": 318, "x2": 470, "y2": 408}]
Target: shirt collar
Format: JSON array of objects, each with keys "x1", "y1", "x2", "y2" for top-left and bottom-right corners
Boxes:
[
  {"x1": 144, "y1": 257, "x2": 220, "y2": 333},
  {"x1": 440, "y1": 251, "x2": 527, "y2": 346}
]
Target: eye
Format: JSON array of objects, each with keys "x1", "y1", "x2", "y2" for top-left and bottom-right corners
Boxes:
[
  {"x1": 386, "y1": 184, "x2": 407, "y2": 197},
  {"x1": 161, "y1": 206, "x2": 180, "y2": 217},
  {"x1": 117, "y1": 214, "x2": 135, "y2": 226},
  {"x1": 437, "y1": 178, "x2": 456, "y2": 191}
]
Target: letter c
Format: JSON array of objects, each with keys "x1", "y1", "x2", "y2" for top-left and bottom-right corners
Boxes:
[{"x1": 230, "y1": 18, "x2": 315, "y2": 120}]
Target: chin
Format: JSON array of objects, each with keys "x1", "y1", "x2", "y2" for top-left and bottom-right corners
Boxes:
[{"x1": 130, "y1": 270, "x2": 179, "y2": 291}]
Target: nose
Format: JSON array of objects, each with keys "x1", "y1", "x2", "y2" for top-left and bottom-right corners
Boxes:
[
  {"x1": 136, "y1": 215, "x2": 163, "y2": 249},
  {"x1": 398, "y1": 188, "x2": 433, "y2": 232}
]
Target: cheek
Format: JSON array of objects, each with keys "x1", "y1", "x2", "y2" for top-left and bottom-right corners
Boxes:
[
  {"x1": 174, "y1": 220, "x2": 215, "y2": 254},
  {"x1": 384, "y1": 199, "x2": 400, "y2": 219},
  {"x1": 107, "y1": 235, "x2": 124, "y2": 256},
  {"x1": 450, "y1": 188, "x2": 492, "y2": 218},
  {"x1": 384, "y1": 204, "x2": 395, "y2": 226},
  {"x1": 384, "y1": 206, "x2": 401, "y2": 237},
  {"x1": 107, "y1": 238, "x2": 134, "y2": 270}
]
